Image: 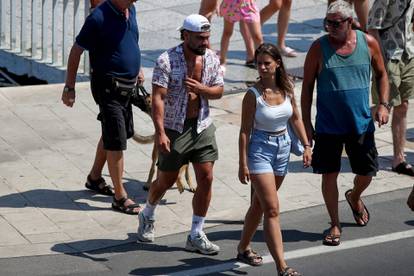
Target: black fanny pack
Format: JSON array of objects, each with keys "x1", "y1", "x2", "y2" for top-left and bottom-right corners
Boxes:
[{"x1": 111, "y1": 76, "x2": 137, "y2": 97}]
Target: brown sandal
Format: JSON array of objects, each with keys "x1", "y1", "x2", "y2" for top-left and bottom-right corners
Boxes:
[{"x1": 236, "y1": 249, "x2": 263, "y2": 266}]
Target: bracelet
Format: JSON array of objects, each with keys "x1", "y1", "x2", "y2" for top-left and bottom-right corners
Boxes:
[
  {"x1": 303, "y1": 144, "x2": 311, "y2": 148},
  {"x1": 379, "y1": 102, "x2": 391, "y2": 111},
  {"x1": 63, "y1": 86, "x2": 75, "y2": 93}
]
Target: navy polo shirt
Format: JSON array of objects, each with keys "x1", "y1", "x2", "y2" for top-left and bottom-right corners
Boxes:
[{"x1": 76, "y1": 1, "x2": 141, "y2": 79}]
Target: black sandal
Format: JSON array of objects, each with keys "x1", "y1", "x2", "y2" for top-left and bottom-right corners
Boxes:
[
  {"x1": 111, "y1": 197, "x2": 142, "y2": 215},
  {"x1": 236, "y1": 249, "x2": 263, "y2": 266},
  {"x1": 279, "y1": 267, "x2": 302, "y2": 276},
  {"x1": 85, "y1": 175, "x2": 114, "y2": 196}
]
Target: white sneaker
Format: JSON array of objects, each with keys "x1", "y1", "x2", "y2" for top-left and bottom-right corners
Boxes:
[
  {"x1": 137, "y1": 212, "x2": 155, "y2": 242},
  {"x1": 185, "y1": 232, "x2": 220, "y2": 255}
]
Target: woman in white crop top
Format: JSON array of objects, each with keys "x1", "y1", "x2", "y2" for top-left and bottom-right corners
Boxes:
[{"x1": 237, "y1": 43, "x2": 311, "y2": 275}]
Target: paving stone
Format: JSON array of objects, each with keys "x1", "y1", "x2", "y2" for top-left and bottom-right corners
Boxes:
[{"x1": 0, "y1": 216, "x2": 28, "y2": 246}]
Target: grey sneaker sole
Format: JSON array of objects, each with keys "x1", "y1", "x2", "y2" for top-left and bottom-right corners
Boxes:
[
  {"x1": 184, "y1": 244, "x2": 219, "y2": 255},
  {"x1": 137, "y1": 235, "x2": 154, "y2": 243}
]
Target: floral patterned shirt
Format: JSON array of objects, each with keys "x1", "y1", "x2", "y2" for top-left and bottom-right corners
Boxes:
[
  {"x1": 152, "y1": 44, "x2": 224, "y2": 133},
  {"x1": 368, "y1": 0, "x2": 414, "y2": 60}
]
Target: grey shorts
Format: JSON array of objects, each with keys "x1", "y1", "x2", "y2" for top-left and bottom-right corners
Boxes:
[{"x1": 157, "y1": 119, "x2": 218, "y2": 172}]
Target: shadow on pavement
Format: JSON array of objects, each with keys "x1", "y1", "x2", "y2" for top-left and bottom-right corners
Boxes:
[
  {"x1": 0, "y1": 179, "x2": 148, "y2": 211},
  {"x1": 52, "y1": 232, "x2": 184, "y2": 256},
  {"x1": 405, "y1": 220, "x2": 414, "y2": 226},
  {"x1": 129, "y1": 256, "x2": 243, "y2": 276}
]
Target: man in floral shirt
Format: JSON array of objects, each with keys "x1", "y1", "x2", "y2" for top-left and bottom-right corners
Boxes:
[
  {"x1": 137, "y1": 14, "x2": 224, "y2": 255},
  {"x1": 368, "y1": 0, "x2": 414, "y2": 176}
]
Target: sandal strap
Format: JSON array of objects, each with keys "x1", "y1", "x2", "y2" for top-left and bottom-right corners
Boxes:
[
  {"x1": 113, "y1": 196, "x2": 128, "y2": 206},
  {"x1": 280, "y1": 267, "x2": 301, "y2": 276}
]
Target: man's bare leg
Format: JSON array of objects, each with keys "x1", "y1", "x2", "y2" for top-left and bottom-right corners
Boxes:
[
  {"x1": 322, "y1": 172, "x2": 341, "y2": 236},
  {"x1": 89, "y1": 137, "x2": 106, "y2": 180},
  {"x1": 392, "y1": 101, "x2": 409, "y2": 168}
]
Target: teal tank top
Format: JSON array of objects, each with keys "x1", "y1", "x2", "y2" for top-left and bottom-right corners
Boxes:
[{"x1": 316, "y1": 30, "x2": 374, "y2": 135}]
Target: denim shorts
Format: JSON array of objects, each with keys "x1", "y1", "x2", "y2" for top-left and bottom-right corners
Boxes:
[{"x1": 248, "y1": 129, "x2": 291, "y2": 176}]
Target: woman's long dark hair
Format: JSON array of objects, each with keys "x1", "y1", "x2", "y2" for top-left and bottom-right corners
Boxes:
[{"x1": 254, "y1": 43, "x2": 294, "y2": 98}]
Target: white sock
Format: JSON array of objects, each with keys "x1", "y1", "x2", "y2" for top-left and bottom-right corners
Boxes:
[
  {"x1": 190, "y1": 215, "x2": 205, "y2": 239},
  {"x1": 143, "y1": 201, "x2": 156, "y2": 219}
]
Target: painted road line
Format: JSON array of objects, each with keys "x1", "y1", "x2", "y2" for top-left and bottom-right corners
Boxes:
[{"x1": 160, "y1": 229, "x2": 414, "y2": 276}]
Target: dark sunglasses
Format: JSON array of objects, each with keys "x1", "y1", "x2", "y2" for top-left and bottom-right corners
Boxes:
[
  {"x1": 324, "y1": 17, "x2": 350, "y2": 28},
  {"x1": 200, "y1": 23, "x2": 211, "y2": 32}
]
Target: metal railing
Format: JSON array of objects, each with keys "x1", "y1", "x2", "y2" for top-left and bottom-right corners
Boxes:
[{"x1": 0, "y1": 0, "x2": 90, "y2": 75}]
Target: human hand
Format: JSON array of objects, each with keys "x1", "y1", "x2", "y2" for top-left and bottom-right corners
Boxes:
[
  {"x1": 156, "y1": 132, "x2": 170, "y2": 154},
  {"x1": 374, "y1": 105, "x2": 389, "y2": 127},
  {"x1": 238, "y1": 165, "x2": 250, "y2": 184},
  {"x1": 303, "y1": 147, "x2": 312, "y2": 168},
  {"x1": 184, "y1": 77, "x2": 204, "y2": 95},
  {"x1": 61, "y1": 89, "x2": 76, "y2": 107},
  {"x1": 137, "y1": 69, "x2": 145, "y2": 85}
]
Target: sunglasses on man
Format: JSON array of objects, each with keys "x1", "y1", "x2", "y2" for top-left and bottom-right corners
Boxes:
[{"x1": 324, "y1": 17, "x2": 350, "y2": 28}]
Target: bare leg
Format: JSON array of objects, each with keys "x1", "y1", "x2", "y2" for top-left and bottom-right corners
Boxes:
[
  {"x1": 107, "y1": 150, "x2": 125, "y2": 197},
  {"x1": 321, "y1": 172, "x2": 341, "y2": 236},
  {"x1": 199, "y1": 0, "x2": 218, "y2": 21},
  {"x1": 107, "y1": 150, "x2": 140, "y2": 211},
  {"x1": 238, "y1": 192, "x2": 263, "y2": 252},
  {"x1": 246, "y1": 20, "x2": 264, "y2": 49},
  {"x1": 192, "y1": 162, "x2": 215, "y2": 217},
  {"x1": 220, "y1": 20, "x2": 235, "y2": 65},
  {"x1": 277, "y1": 0, "x2": 292, "y2": 50},
  {"x1": 260, "y1": 0, "x2": 282, "y2": 25},
  {"x1": 353, "y1": 0, "x2": 368, "y2": 31},
  {"x1": 347, "y1": 175, "x2": 372, "y2": 225},
  {"x1": 391, "y1": 101, "x2": 409, "y2": 167},
  {"x1": 238, "y1": 175, "x2": 284, "y2": 252},
  {"x1": 250, "y1": 173, "x2": 288, "y2": 273},
  {"x1": 239, "y1": 21, "x2": 255, "y2": 62},
  {"x1": 147, "y1": 169, "x2": 179, "y2": 205},
  {"x1": 88, "y1": 137, "x2": 106, "y2": 180}
]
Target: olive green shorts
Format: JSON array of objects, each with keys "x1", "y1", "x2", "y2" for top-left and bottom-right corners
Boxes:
[
  {"x1": 157, "y1": 119, "x2": 218, "y2": 172},
  {"x1": 371, "y1": 55, "x2": 414, "y2": 106}
]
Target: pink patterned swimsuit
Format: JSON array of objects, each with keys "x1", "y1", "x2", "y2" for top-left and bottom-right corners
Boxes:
[{"x1": 220, "y1": 0, "x2": 260, "y2": 23}]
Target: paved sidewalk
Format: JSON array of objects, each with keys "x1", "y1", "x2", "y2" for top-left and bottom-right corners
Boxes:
[{"x1": 0, "y1": 0, "x2": 413, "y2": 259}]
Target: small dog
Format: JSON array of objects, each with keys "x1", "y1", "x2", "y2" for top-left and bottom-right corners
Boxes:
[{"x1": 131, "y1": 86, "x2": 195, "y2": 193}]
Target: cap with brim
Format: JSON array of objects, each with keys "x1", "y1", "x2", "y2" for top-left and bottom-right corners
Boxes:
[{"x1": 178, "y1": 14, "x2": 211, "y2": 32}]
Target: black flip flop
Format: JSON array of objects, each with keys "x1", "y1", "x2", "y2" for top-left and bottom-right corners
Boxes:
[
  {"x1": 345, "y1": 189, "x2": 370, "y2": 226},
  {"x1": 323, "y1": 233, "x2": 341, "y2": 246},
  {"x1": 392, "y1": 161, "x2": 414, "y2": 176}
]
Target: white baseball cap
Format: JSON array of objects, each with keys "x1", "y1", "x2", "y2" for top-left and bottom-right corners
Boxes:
[{"x1": 178, "y1": 14, "x2": 211, "y2": 32}]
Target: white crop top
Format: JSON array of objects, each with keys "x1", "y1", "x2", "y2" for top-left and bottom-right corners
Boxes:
[{"x1": 249, "y1": 87, "x2": 293, "y2": 132}]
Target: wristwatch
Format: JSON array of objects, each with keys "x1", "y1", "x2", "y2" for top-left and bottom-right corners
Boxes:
[
  {"x1": 379, "y1": 102, "x2": 391, "y2": 111},
  {"x1": 63, "y1": 86, "x2": 75, "y2": 93}
]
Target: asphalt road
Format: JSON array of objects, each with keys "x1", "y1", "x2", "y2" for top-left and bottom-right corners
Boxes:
[{"x1": 1, "y1": 188, "x2": 413, "y2": 276}]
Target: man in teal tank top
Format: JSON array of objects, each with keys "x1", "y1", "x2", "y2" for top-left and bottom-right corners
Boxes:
[{"x1": 301, "y1": 0, "x2": 390, "y2": 246}]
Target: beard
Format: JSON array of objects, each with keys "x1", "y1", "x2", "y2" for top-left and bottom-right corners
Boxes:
[{"x1": 188, "y1": 44, "x2": 206, "y2": 55}]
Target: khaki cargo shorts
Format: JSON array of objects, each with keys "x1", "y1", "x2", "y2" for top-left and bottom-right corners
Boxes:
[
  {"x1": 371, "y1": 55, "x2": 414, "y2": 106},
  {"x1": 157, "y1": 119, "x2": 218, "y2": 172}
]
